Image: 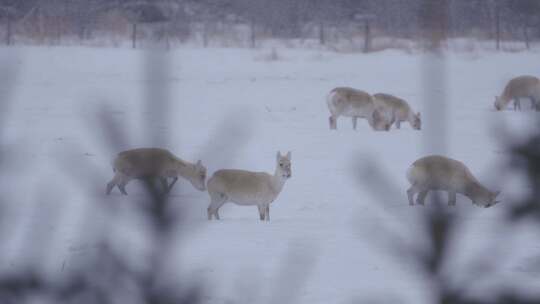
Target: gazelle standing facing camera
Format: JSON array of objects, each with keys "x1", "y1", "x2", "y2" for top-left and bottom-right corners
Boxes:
[{"x1": 206, "y1": 151, "x2": 292, "y2": 221}]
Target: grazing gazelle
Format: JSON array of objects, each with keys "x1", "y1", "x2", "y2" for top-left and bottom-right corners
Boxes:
[
  {"x1": 106, "y1": 148, "x2": 207, "y2": 195},
  {"x1": 406, "y1": 155, "x2": 500, "y2": 208},
  {"x1": 494, "y1": 75, "x2": 540, "y2": 111},
  {"x1": 206, "y1": 151, "x2": 292, "y2": 221},
  {"x1": 327, "y1": 87, "x2": 394, "y2": 131},
  {"x1": 373, "y1": 93, "x2": 421, "y2": 130}
]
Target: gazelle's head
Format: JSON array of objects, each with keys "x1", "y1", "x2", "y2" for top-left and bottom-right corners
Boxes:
[
  {"x1": 476, "y1": 190, "x2": 501, "y2": 208},
  {"x1": 494, "y1": 96, "x2": 503, "y2": 111},
  {"x1": 276, "y1": 151, "x2": 292, "y2": 179},
  {"x1": 371, "y1": 109, "x2": 393, "y2": 131},
  {"x1": 411, "y1": 112, "x2": 421, "y2": 130},
  {"x1": 189, "y1": 160, "x2": 207, "y2": 191}
]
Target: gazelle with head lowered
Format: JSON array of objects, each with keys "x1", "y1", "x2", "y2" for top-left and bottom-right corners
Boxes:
[
  {"x1": 373, "y1": 93, "x2": 421, "y2": 130},
  {"x1": 406, "y1": 155, "x2": 500, "y2": 208},
  {"x1": 206, "y1": 151, "x2": 292, "y2": 221},
  {"x1": 494, "y1": 75, "x2": 540, "y2": 111},
  {"x1": 327, "y1": 87, "x2": 394, "y2": 131},
  {"x1": 106, "y1": 148, "x2": 207, "y2": 195}
]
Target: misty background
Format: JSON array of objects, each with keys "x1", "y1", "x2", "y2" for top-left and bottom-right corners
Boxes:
[{"x1": 0, "y1": 0, "x2": 539, "y2": 51}]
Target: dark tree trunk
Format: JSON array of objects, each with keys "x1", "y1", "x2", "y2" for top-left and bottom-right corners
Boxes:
[
  {"x1": 363, "y1": 20, "x2": 371, "y2": 53},
  {"x1": 6, "y1": 15, "x2": 12, "y2": 46},
  {"x1": 250, "y1": 20, "x2": 256, "y2": 48},
  {"x1": 203, "y1": 22, "x2": 208, "y2": 48},
  {"x1": 132, "y1": 23, "x2": 137, "y2": 49},
  {"x1": 319, "y1": 21, "x2": 325, "y2": 45},
  {"x1": 523, "y1": 26, "x2": 530, "y2": 50},
  {"x1": 165, "y1": 24, "x2": 170, "y2": 50},
  {"x1": 495, "y1": 3, "x2": 501, "y2": 51}
]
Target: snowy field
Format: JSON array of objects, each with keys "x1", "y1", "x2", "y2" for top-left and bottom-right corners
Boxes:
[{"x1": 1, "y1": 46, "x2": 539, "y2": 303}]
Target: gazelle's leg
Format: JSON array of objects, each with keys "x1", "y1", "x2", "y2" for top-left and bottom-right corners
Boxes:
[
  {"x1": 107, "y1": 172, "x2": 130, "y2": 195},
  {"x1": 117, "y1": 176, "x2": 130, "y2": 195},
  {"x1": 110, "y1": 173, "x2": 129, "y2": 195},
  {"x1": 257, "y1": 205, "x2": 265, "y2": 221},
  {"x1": 106, "y1": 174, "x2": 119, "y2": 195},
  {"x1": 208, "y1": 192, "x2": 226, "y2": 220},
  {"x1": 106, "y1": 182, "x2": 115, "y2": 195},
  {"x1": 329, "y1": 116, "x2": 337, "y2": 130},
  {"x1": 210, "y1": 194, "x2": 226, "y2": 220},
  {"x1": 396, "y1": 120, "x2": 401, "y2": 129},
  {"x1": 207, "y1": 206, "x2": 213, "y2": 221},
  {"x1": 159, "y1": 177, "x2": 169, "y2": 193},
  {"x1": 514, "y1": 98, "x2": 520, "y2": 111},
  {"x1": 118, "y1": 183, "x2": 128, "y2": 195},
  {"x1": 416, "y1": 190, "x2": 428, "y2": 206},
  {"x1": 167, "y1": 177, "x2": 179, "y2": 193},
  {"x1": 265, "y1": 205, "x2": 270, "y2": 221},
  {"x1": 406, "y1": 185, "x2": 419, "y2": 206},
  {"x1": 215, "y1": 197, "x2": 229, "y2": 219},
  {"x1": 352, "y1": 117, "x2": 358, "y2": 130},
  {"x1": 528, "y1": 96, "x2": 538, "y2": 110},
  {"x1": 448, "y1": 191, "x2": 457, "y2": 206}
]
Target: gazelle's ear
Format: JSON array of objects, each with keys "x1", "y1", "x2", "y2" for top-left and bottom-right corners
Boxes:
[
  {"x1": 492, "y1": 190, "x2": 501, "y2": 198},
  {"x1": 286, "y1": 151, "x2": 291, "y2": 160},
  {"x1": 196, "y1": 160, "x2": 202, "y2": 166},
  {"x1": 276, "y1": 151, "x2": 281, "y2": 161},
  {"x1": 417, "y1": 112, "x2": 421, "y2": 118}
]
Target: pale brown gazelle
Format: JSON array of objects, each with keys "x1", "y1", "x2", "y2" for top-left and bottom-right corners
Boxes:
[
  {"x1": 406, "y1": 155, "x2": 500, "y2": 208},
  {"x1": 494, "y1": 75, "x2": 540, "y2": 111},
  {"x1": 206, "y1": 151, "x2": 291, "y2": 221},
  {"x1": 327, "y1": 87, "x2": 394, "y2": 131},
  {"x1": 106, "y1": 148, "x2": 207, "y2": 195},
  {"x1": 373, "y1": 93, "x2": 421, "y2": 130}
]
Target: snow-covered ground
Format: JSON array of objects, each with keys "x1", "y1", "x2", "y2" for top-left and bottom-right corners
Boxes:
[{"x1": 1, "y1": 46, "x2": 539, "y2": 303}]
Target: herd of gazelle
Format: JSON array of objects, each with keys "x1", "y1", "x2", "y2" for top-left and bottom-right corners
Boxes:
[
  {"x1": 107, "y1": 148, "x2": 291, "y2": 221},
  {"x1": 327, "y1": 87, "x2": 421, "y2": 131},
  {"x1": 106, "y1": 75, "x2": 540, "y2": 219}
]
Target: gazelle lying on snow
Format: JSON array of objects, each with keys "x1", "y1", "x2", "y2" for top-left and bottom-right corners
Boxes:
[
  {"x1": 494, "y1": 75, "x2": 540, "y2": 111},
  {"x1": 206, "y1": 151, "x2": 292, "y2": 221},
  {"x1": 327, "y1": 87, "x2": 394, "y2": 131},
  {"x1": 406, "y1": 155, "x2": 500, "y2": 208},
  {"x1": 106, "y1": 148, "x2": 207, "y2": 195},
  {"x1": 373, "y1": 93, "x2": 421, "y2": 130}
]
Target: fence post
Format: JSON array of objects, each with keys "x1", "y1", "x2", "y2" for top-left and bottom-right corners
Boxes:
[
  {"x1": 250, "y1": 19, "x2": 256, "y2": 48},
  {"x1": 132, "y1": 23, "x2": 137, "y2": 49},
  {"x1": 319, "y1": 21, "x2": 325, "y2": 45},
  {"x1": 6, "y1": 15, "x2": 12, "y2": 46},
  {"x1": 363, "y1": 19, "x2": 370, "y2": 53},
  {"x1": 495, "y1": 3, "x2": 501, "y2": 51}
]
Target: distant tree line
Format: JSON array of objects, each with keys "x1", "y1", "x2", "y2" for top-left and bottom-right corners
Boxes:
[{"x1": 0, "y1": 0, "x2": 538, "y2": 50}]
